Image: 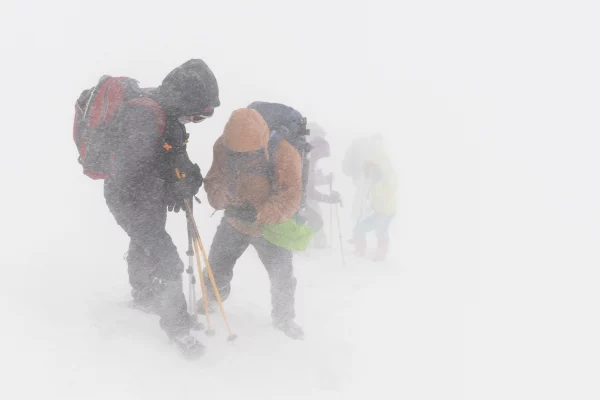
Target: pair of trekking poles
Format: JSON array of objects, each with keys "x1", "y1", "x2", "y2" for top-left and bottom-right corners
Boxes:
[{"x1": 177, "y1": 169, "x2": 237, "y2": 342}]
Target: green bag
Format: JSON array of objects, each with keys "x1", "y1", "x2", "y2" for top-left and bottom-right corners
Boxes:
[{"x1": 261, "y1": 220, "x2": 315, "y2": 251}]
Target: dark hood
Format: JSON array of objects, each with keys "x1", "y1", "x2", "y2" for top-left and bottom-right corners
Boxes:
[{"x1": 157, "y1": 59, "x2": 220, "y2": 117}]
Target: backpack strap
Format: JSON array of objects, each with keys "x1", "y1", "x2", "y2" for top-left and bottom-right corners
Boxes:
[
  {"x1": 266, "y1": 129, "x2": 309, "y2": 220},
  {"x1": 126, "y1": 97, "x2": 166, "y2": 135},
  {"x1": 267, "y1": 130, "x2": 284, "y2": 180},
  {"x1": 85, "y1": 76, "x2": 141, "y2": 128}
]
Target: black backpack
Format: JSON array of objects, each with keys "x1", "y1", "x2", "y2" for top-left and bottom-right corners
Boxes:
[
  {"x1": 247, "y1": 102, "x2": 311, "y2": 218},
  {"x1": 73, "y1": 76, "x2": 164, "y2": 179}
]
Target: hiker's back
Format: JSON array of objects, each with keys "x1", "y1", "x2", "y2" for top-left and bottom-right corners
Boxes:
[
  {"x1": 110, "y1": 99, "x2": 170, "y2": 179},
  {"x1": 73, "y1": 76, "x2": 164, "y2": 180},
  {"x1": 247, "y1": 101, "x2": 310, "y2": 217}
]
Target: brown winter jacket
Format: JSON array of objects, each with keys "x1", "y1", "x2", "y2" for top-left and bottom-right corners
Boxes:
[{"x1": 204, "y1": 108, "x2": 302, "y2": 236}]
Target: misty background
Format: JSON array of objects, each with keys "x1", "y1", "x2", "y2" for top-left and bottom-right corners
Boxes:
[{"x1": 1, "y1": 0, "x2": 599, "y2": 399}]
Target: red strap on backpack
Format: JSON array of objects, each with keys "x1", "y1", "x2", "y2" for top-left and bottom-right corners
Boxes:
[
  {"x1": 86, "y1": 77, "x2": 128, "y2": 128},
  {"x1": 127, "y1": 97, "x2": 166, "y2": 135},
  {"x1": 74, "y1": 76, "x2": 166, "y2": 180}
]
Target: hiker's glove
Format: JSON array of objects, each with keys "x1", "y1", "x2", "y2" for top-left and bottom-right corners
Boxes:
[
  {"x1": 225, "y1": 202, "x2": 257, "y2": 223},
  {"x1": 167, "y1": 164, "x2": 203, "y2": 213},
  {"x1": 329, "y1": 190, "x2": 342, "y2": 204},
  {"x1": 166, "y1": 197, "x2": 185, "y2": 213}
]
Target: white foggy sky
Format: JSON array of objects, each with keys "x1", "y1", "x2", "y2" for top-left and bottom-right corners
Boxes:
[{"x1": 1, "y1": 0, "x2": 600, "y2": 397}]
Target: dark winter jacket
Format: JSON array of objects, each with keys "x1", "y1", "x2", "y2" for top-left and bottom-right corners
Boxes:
[
  {"x1": 107, "y1": 59, "x2": 220, "y2": 202},
  {"x1": 109, "y1": 100, "x2": 197, "y2": 202}
]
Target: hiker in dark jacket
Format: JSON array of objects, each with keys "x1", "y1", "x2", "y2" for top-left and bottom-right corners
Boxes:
[
  {"x1": 305, "y1": 136, "x2": 341, "y2": 248},
  {"x1": 200, "y1": 108, "x2": 305, "y2": 340},
  {"x1": 103, "y1": 59, "x2": 219, "y2": 357}
]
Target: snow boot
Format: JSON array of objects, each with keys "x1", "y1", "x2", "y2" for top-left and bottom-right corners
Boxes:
[
  {"x1": 184, "y1": 313, "x2": 204, "y2": 331},
  {"x1": 374, "y1": 240, "x2": 389, "y2": 262},
  {"x1": 273, "y1": 320, "x2": 305, "y2": 340},
  {"x1": 132, "y1": 297, "x2": 203, "y2": 331},
  {"x1": 170, "y1": 333, "x2": 206, "y2": 359}
]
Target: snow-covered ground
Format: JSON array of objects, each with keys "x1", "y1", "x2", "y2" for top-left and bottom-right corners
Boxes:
[
  {"x1": 2, "y1": 205, "x2": 470, "y2": 399},
  {"x1": 3, "y1": 1, "x2": 600, "y2": 399}
]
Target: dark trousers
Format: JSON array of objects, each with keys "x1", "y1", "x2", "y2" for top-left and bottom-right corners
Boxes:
[
  {"x1": 104, "y1": 180, "x2": 189, "y2": 337},
  {"x1": 353, "y1": 212, "x2": 393, "y2": 242},
  {"x1": 305, "y1": 205, "x2": 324, "y2": 233},
  {"x1": 306, "y1": 204, "x2": 328, "y2": 248},
  {"x1": 206, "y1": 218, "x2": 297, "y2": 323}
]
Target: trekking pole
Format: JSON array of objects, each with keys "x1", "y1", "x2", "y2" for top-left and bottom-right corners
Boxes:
[
  {"x1": 335, "y1": 199, "x2": 346, "y2": 267},
  {"x1": 329, "y1": 177, "x2": 334, "y2": 249},
  {"x1": 175, "y1": 169, "x2": 214, "y2": 335},
  {"x1": 184, "y1": 197, "x2": 237, "y2": 342},
  {"x1": 189, "y1": 223, "x2": 215, "y2": 336},
  {"x1": 185, "y1": 211, "x2": 197, "y2": 315},
  {"x1": 184, "y1": 208, "x2": 207, "y2": 331}
]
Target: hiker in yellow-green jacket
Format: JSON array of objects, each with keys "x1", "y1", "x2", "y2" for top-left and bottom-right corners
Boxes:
[{"x1": 350, "y1": 136, "x2": 397, "y2": 261}]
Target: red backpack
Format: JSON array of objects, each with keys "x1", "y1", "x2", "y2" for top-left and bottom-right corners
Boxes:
[{"x1": 73, "y1": 76, "x2": 165, "y2": 179}]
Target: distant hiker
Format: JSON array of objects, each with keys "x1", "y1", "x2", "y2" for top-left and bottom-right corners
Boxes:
[
  {"x1": 201, "y1": 107, "x2": 306, "y2": 340},
  {"x1": 73, "y1": 59, "x2": 220, "y2": 358},
  {"x1": 306, "y1": 122, "x2": 327, "y2": 139},
  {"x1": 345, "y1": 135, "x2": 397, "y2": 261},
  {"x1": 343, "y1": 135, "x2": 373, "y2": 225},
  {"x1": 306, "y1": 136, "x2": 341, "y2": 248}
]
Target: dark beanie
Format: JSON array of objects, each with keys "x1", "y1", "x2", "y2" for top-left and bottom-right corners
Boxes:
[{"x1": 159, "y1": 59, "x2": 220, "y2": 116}]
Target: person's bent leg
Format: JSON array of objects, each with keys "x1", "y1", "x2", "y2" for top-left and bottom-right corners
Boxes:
[
  {"x1": 197, "y1": 218, "x2": 250, "y2": 312},
  {"x1": 374, "y1": 214, "x2": 393, "y2": 261},
  {"x1": 352, "y1": 213, "x2": 378, "y2": 256},
  {"x1": 253, "y1": 238, "x2": 303, "y2": 339}
]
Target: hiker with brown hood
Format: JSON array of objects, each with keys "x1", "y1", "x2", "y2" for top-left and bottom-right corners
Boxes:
[{"x1": 200, "y1": 108, "x2": 305, "y2": 339}]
